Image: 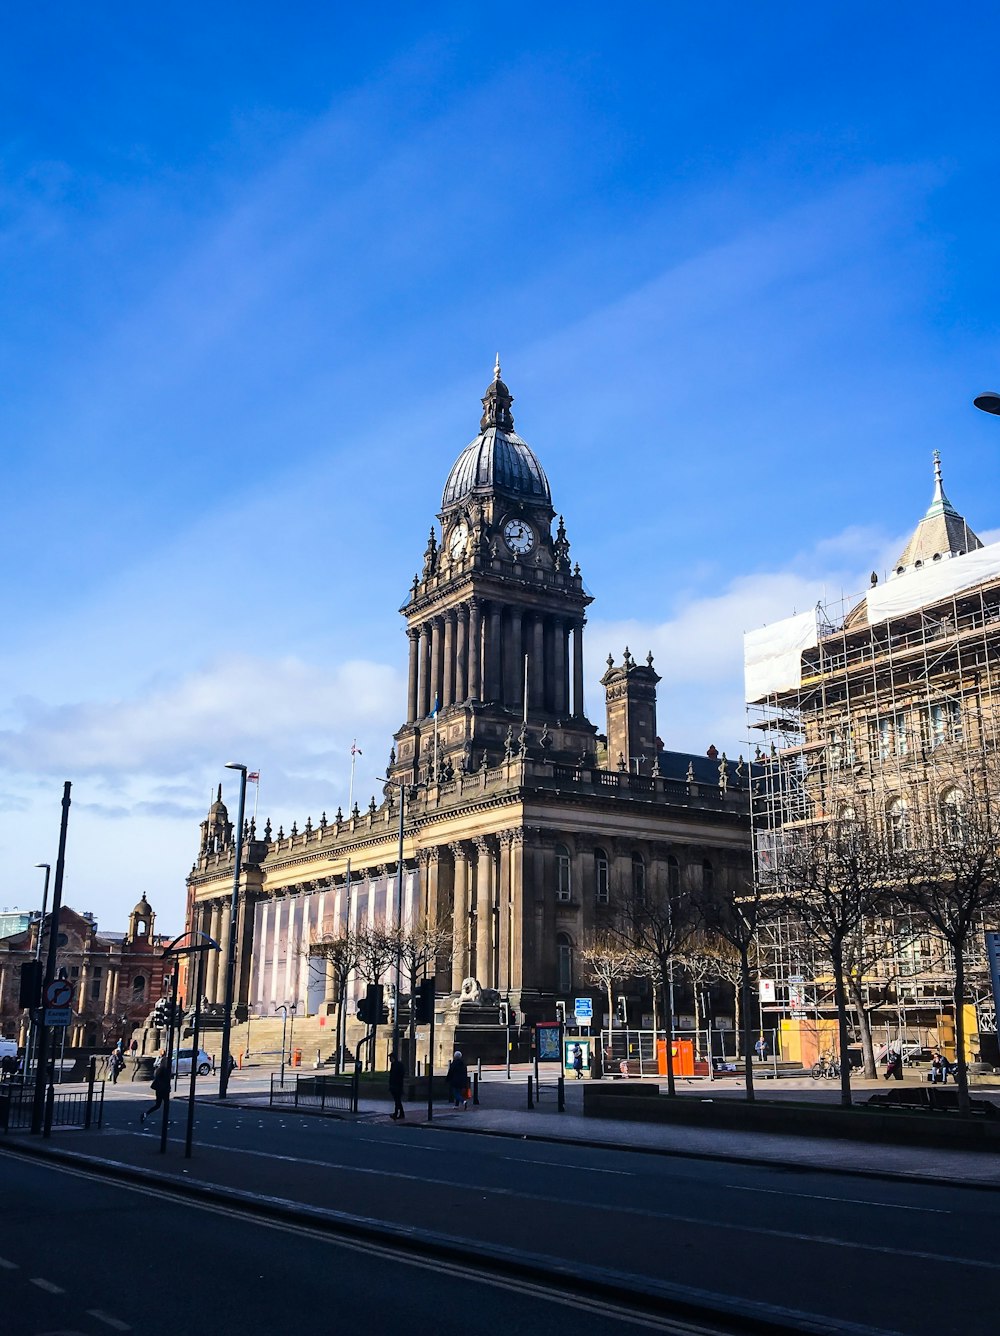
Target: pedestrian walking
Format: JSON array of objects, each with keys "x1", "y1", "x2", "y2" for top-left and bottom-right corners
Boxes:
[
  {"x1": 883, "y1": 1048, "x2": 903, "y2": 1081},
  {"x1": 109, "y1": 1048, "x2": 125, "y2": 1084},
  {"x1": 446, "y1": 1049, "x2": 469, "y2": 1109},
  {"x1": 140, "y1": 1049, "x2": 172, "y2": 1124},
  {"x1": 388, "y1": 1055, "x2": 406, "y2": 1120},
  {"x1": 571, "y1": 1043, "x2": 584, "y2": 1079}
]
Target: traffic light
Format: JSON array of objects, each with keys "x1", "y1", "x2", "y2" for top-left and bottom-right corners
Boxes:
[
  {"x1": 18, "y1": 960, "x2": 42, "y2": 1009},
  {"x1": 357, "y1": 983, "x2": 384, "y2": 1026},
  {"x1": 498, "y1": 1001, "x2": 509, "y2": 1027},
  {"x1": 555, "y1": 1000, "x2": 566, "y2": 1024},
  {"x1": 412, "y1": 979, "x2": 435, "y2": 1025},
  {"x1": 616, "y1": 996, "x2": 628, "y2": 1025}
]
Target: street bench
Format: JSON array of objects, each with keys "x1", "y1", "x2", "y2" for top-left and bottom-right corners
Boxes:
[{"x1": 865, "y1": 1088, "x2": 1000, "y2": 1117}]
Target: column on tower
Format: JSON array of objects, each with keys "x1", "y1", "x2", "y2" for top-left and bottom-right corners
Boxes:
[
  {"x1": 532, "y1": 613, "x2": 545, "y2": 714},
  {"x1": 468, "y1": 598, "x2": 482, "y2": 700},
  {"x1": 552, "y1": 616, "x2": 567, "y2": 716},
  {"x1": 406, "y1": 628, "x2": 420, "y2": 723},
  {"x1": 218, "y1": 902, "x2": 232, "y2": 1005},
  {"x1": 417, "y1": 623, "x2": 431, "y2": 718},
  {"x1": 455, "y1": 605, "x2": 468, "y2": 702},
  {"x1": 451, "y1": 842, "x2": 471, "y2": 990},
  {"x1": 475, "y1": 837, "x2": 494, "y2": 986},
  {"x1": 443, "y1": 611, "x2": 456, "y2": 707},
  {"x1": 506, "y1": 607, "x2": 523, "y2": 713},
  {"x1": 205, "y1": 903, "x2": 222, "y2": 1000},
  {"x1": 572, "y1": 621, "x2": 585, "y2": 718},
  {"x1": 497, "y1": 831, "x2": 512, "y2": 992},
  {"x1": 429, "y1": 617, "x2": 443, "y2": 712},
  {"x1": 486, "y1": 603, "x2": 503, "y2": 704}
]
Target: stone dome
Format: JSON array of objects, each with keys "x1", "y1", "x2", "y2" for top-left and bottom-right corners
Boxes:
[
  {"x1": 132, "y1": 894, "x2": 153, "y2": 918},
  {"x1": 441, "y1": 361, "x2": 552, "y2": 509}
]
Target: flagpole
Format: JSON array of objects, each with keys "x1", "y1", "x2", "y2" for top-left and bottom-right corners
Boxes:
[
  {"x1": 523, "y1": 653, "x2": 529, "y2": 725},
  {"x1": 341, "y1": 742, "x2": 360, "y2": 1073}
]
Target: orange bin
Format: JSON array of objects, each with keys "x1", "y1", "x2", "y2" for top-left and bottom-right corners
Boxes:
[
  {"x1": 292, "y1": 1047, "x2": 302, "y2": 1067},
  {"x1": 656, "y1": 1038, "x2": 694, "y2": 1077}
]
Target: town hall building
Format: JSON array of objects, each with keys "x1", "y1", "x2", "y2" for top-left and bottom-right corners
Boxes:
[{"x1": 184, "y1": 363, "x2": 751, "y2": 1031}]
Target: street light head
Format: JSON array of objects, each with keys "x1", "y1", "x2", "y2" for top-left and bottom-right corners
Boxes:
[
  {"x1": 34, "y1": 863, "x2": 50, "y2": 870},
  {"x1": 973, "y1": 391, "x2": 1000, "y2": 416},
  {"x1": 224, "y1": 761, "x2": 247, "y2": 772}
]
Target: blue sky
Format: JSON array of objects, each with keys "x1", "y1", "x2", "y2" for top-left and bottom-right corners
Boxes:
[{"x1": 4, "y1": 5, "x2": 1000, "y2": 932}]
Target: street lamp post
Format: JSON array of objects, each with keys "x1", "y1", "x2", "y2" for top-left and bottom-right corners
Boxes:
[
  {"x1": 218, "y1": 762, "x2": 249, "y2": 1099},
  {"x1": 378, "y1": 776, "x2": 408, "y2": 1063},
  {"x1": 276, "y1": 1004, "x2": 290, "y2": 1087},
  {"x1": 26, "y1": 863, "x2": 51, "y2": 1074}
]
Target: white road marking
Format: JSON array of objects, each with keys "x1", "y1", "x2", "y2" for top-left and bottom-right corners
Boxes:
[
  {"x1": 30, "y1": 1277, "x2": 65, "y2": 1293},
  {"x1": 502, "y1": 1156, "x2": 633, "y2": 1175},
  {"x1": 0, "y1": 1256, "x2": 18, "y2": 1269},
  {"x1": 728, "y1": 1184, "x2": 949, "y2": 1214},
  {"x1": 86, "y1": 1310, "x2": 132, "y2": 1330}
]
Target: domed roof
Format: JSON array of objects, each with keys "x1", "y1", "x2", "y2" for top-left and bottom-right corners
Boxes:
[
  {"x1": 132, "y1": 894, "x2": 153, "y2": 918},
  {"x1": 442, "y1": 359, "x2": 552, "y2": 509}
]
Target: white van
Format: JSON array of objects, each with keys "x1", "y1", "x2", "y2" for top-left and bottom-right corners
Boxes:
[{"x1": 0, "y1": 1038, "x2": 18, "y2": 1060}]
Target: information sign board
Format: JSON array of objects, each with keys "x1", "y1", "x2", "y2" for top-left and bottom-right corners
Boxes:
[{"x1": 536, "y1": 1022, "x2": 561, "y2": 1062}]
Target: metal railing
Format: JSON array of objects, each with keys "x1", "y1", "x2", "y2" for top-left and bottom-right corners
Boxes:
[
  {"x1": 1, "y1": 1080, "x2": 105, "y2": 1134},
  {"x1": 269, "y1": 1070, "x2": 359, "y2": 1114}
]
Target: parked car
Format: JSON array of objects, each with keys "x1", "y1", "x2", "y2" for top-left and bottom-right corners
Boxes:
[{"x1": 173, "y1": 1048, "x2": 213, "y2": 1076}]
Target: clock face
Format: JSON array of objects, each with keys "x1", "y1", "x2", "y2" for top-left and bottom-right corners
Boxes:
[
  {"x1": 449, "y1": 521, "x2": 469, "y2": 559},
  {"x1": 503, "y1": 518, "x2": 535, "y2": 555}
]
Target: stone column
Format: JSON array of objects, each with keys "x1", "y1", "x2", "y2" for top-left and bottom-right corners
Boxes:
[
  {"x1": 498, "y1": 831, "x2": 513, "y2": 992},
  {"x1": 455, "y1": 605, "x2": 468, "y2": 702},
  {"x1": 417, "y1": 623, "x2": 431, "y2": 718},
  {"x1": 552, "y1": 617, "x2": 567, "y2": 716},
  {"x1": 406, "y1": 627, "x2": 420, "y2": 723},
  {"x1": 475, "y1": 837, "x2": 494, "y2": 986},
  {"x1": 451, "y1": 842, "x2": 471, "y2": 991},
  {"x1": 532, "y1": 614, "x2": 545, "y2": 714},
  {"x1": 78, "y1": 961, "x2": 90, "y2": 1015},
  {"x1": 572, "y1": 621, "x2": 585, "y2": 718},
  {"x1": 508, "y1": 608, "x2": 523, "y2": 714},
  {"x1": 487, "y1": 604, "x2": 503, "y2": 704},
  {"x1": 103, "y1": 964, "x2": 116, "y2": 1016},
  {"x1": 508, "y1": 830, "x2": 525, "y2": 991},
  {"x1": 430, "y1": 617, "x2": 443, "y2": 713},
  {"x1": 443, "y1": 612, "x2": 456, "y2": 707},
  {"x1": 218, "y1": 901, "x2": 233, "y2": 1006},
  {"x1": 468, "y1": 598, "x2": 482, "y2": 701}
]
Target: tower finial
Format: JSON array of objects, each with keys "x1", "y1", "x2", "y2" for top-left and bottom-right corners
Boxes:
[
  {"x1": 494, "y1": 352, "x2": 501, "y2": 383},
  {"x1": 933, "y1": 449, "x2": 943, "y2": 490}
]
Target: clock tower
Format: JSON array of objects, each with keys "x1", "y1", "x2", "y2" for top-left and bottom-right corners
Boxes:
[{"x1": 391, "y1": 359, "x2": 597, "y2": 782}]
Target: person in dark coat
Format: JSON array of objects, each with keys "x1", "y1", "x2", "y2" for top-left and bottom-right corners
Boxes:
[
  {"x1": 446, "y1": 1050, "x2": 469, "y2": 1108},
  {"x1": 141, "y1": 1049, "x2": 172, "y2": 1124},
  {"x1": 388, "y1": 1055, "x2": 406, "y2": 1120}
]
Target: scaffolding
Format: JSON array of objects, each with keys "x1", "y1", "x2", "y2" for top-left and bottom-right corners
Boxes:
[{"x1": 745, "y1": 552, "x2": 1000, "y2": 1058}]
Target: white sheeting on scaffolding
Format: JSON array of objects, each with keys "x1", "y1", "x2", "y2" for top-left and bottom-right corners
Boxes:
[
  {"x1": 744, "y1": 608, "x2": 819, "y2": 703},
  {"x1": 865, "y1": 539, "x2": 1000, "y2": 625}
]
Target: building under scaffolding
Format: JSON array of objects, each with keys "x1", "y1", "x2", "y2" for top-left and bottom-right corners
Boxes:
[{"x1": 744, "y1": 454, "x2": 1000, "y2": 1065}]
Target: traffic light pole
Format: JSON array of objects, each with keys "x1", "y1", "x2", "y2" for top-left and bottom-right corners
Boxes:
[
  {"x1": 31, "y1": 783, "x2": 71, "y2": 1137},
  {"x1": 159, "y1": 968, "x2": 180, "y2": 1155}
]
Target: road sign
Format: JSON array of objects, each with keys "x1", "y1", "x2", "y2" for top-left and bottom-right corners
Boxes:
[
  {"x1": 758, "y1": 979, "x2": 776, "y2": 1003},
  {"x1": 574, "y1": 997, "x2": 593, "y2": 1018},
  {"x1": 45, "y1": 980, "x2": 72, "y2": 1008}
]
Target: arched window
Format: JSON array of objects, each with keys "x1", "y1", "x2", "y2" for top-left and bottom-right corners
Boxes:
[
  {"x1": 555, "y1": 844, "x2": 572, "y2": 902},
  {"x1": 631, "y1": 854, "x2": 645, "y2": 899},
  {"x1": 941, "y1": 787, "x2": 965, "y2": 845},
  {"x1": 702, "y1": 859, "x2": 714, "y2": 893},
  {"x1": 838, "y1": 804, "x2": 856, "y2": 824},
  {"x1": 887, "y1": 798, "x2": 909, "y2": 852},
  {"x1": 131, "y1": 975, "x2": 146, "y2": 999},
  {"x1": 666, "y1": 855, "x2": 680, "y2": 895},
  {"x1": 557, "y1": 933, "x2": 573, "y2": 993},
  {"x1": 594, "y1": 848, "x2": 610, "y2": 904}
]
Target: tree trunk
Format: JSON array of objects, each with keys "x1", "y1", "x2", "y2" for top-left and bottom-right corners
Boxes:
[
  {"x1": 740, "y1": 944, "x2": 755, "y2": 1103},
  {"x1": 733, "y1": 979, "x2": 742, "y2": 1057},
  {"x1": 953, "y1": 941, "x2": 971, "y2": 1116},
  {"x1": 692, "y1": 982, "x2": 702, "y2": 1060},
  {"x1": 660, "y1": 959, "x2": 676, "y2": 1097},
  {"x1": 606, "y1": 981, "x2": 614, "y2": 1037},
  {"x1": 846, "y1": 972, "x2": 878, "y2": 1079},
  {"x1": 831, "y1": 939, "x2": 853, "y2": 1109}
]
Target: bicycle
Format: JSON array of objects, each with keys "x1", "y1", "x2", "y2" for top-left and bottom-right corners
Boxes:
[{"x1": 810, "y1": 1053, "x2": 842, "y2": 1079}]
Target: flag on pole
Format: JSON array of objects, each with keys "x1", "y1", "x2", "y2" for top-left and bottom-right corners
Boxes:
[
  {"x1": 351, "y1": 741, "x2": 362, "y2": 757},
  {"x1": 247, "y1": 772, "x2": 260, "y2": 783}
]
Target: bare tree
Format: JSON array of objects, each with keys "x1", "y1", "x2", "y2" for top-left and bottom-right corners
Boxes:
[
  {"x1": 579, "y1": 933, "x2": 639, "y2": 1032},
  {"x1": 776, "y1": 808, "x2": 892, "y2": 1108},
  {"x1": 695, "y1": 876, "x2": 773, "y2": 1102},
  {"x1": 897, "y1": 777, "x2": 1000, "y2": 1114},
  {"x1": 676, "y1": 945, "x2": 720, "y2": 1061},
  {"x1": 308, "y1": 929, "x2": 361, "y2": 1073},
  {"x1": 613, "y1": 873, "x2": 699, "y2": 1096}
]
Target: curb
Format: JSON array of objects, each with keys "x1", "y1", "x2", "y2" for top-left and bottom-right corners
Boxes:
[{"x1": 0, "y1": 1135, "x2": 898, "y2": 1336}]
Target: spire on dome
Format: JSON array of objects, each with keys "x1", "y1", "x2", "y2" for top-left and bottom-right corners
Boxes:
[
  {"x1": 494, "y1": 352, "x2": 501, "y2": 383},
  {"x1": 891, "y1": 451, "x2": 983, "y2": 574}
]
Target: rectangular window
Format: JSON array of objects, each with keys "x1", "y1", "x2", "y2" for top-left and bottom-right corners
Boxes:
[
  {"x1": 870, "y1": 712, "x2": 907, "y2": 760},
  {"x1": 556, "y1": 848, "x2": 572, "y2": 902},
  {"x1": 928, "y1": 700, "x2": 963, "y2": 748},
  {"x1": 90, "y1": 980, "x2": 101, "y2": 999},
  {"x1": 595, "y1": 854, "x2": 609, "y2": 904},
  {"x1": 827, "y1": 725, "x2": 855, "y2": 769}
]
